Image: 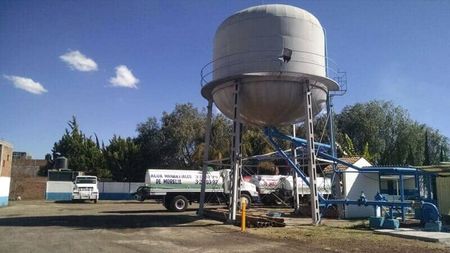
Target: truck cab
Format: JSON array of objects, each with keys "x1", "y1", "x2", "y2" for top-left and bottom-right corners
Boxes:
[{"x1": 72, "y1": 176, "x2": 99, "y2": 203}]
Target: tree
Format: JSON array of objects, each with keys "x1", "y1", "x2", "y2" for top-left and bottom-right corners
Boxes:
[
  {"x1": 340, "y1": 133, "x2": 357, "y2": 156},
  {"x1": 135, "y1": 117, "x2": 164, "y2": 169},
  {"x1": 362, "y1": 142, "x2": 374, "y2": 162},
  {"x1": 196, "y1": 113, "x2": 232, "y2": 166},
  {"x1": 37, "y1": 153, "x2": 54, "y2": 176},
  {"x1": 104, "y1": 135, "x2": 141, "y2": 181},
  {"x1": 423, "y1": 130, "x2": 431, "y2": 166},
  {"x1": 427, "y1": 128, "x2": 448, "y2": 164},
  {"x1": 242, "y1": 126, "x2": 273, "y2": 157},
  {"x1": 52, "y1": 116, "x2": 109, "y2": 178},
  {"x1": 160, "y1": 103, "x2": 205, "y2": 169},
  {"x1": 335, "y1": 100, "x2": 449, "y2": 165}
]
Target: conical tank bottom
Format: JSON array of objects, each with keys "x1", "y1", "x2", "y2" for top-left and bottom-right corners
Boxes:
[{"x1": 212, "y1": 77, "x2": 327, "y2": 127}]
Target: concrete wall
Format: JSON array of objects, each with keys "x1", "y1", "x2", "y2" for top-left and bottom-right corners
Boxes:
[
  {"x1": 46, "y1": 181, "x2": 144, "y2": 201},
  {"x1": 98, "y1": 182, "x2": 142, "y2": 200},
  {"x1": 0, "y1": 141, "x2": 13, "y2": 207},
  {"x1": 342, "y1": 158, "x2": 378, "y2": 218},
  {"x1": 46, "y1": 181, "x2": 73, "y2": 200},
  {"x1": 0, "y1": 177, "x2": 11, "y2": 206},
  {"x1": 436, "y1": 177, "x2": 450, "y2": 215}
]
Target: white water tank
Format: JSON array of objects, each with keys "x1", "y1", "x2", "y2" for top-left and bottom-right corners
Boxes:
[{"x1": 201, "y1": 4, "x2": 339, "y2": 126}]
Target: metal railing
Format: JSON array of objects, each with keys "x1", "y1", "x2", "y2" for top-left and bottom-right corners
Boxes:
[{"x1": 200, "y1": 49, "x2": 346, "y2": 93}]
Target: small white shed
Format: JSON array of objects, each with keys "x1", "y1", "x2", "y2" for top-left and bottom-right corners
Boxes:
[
  {"x1": 326, "y1": 157, "x2": 378, "y2": 218},
  {"x1": 342, "y1": 157, "x2": 378, "y2": 218}
]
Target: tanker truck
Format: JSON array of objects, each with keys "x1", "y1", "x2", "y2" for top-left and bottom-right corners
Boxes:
[
  {"x1": 132, "y1": 169, "x2": 259, "y2": 212},
  {"x1": 249, "y1": 175, "x2": 331, "y2": 205}
]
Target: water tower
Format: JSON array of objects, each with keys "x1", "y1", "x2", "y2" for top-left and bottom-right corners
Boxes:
[{"x1": 199, "y1": 4, "x2": 340, "y2": 224}]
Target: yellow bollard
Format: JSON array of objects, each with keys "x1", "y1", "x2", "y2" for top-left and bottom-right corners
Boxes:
[{"x1": 241, "y1": 200, "x2": 246, "y2": 232}]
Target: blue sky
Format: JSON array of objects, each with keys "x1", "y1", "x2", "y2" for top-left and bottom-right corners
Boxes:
[{"x1": 1, "y1": 0, "x2": 449, "y2": 158}]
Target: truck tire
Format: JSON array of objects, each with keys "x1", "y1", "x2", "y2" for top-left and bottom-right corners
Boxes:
[
  {"x1": 137, "y1": 194, "x2": 145, "y2": 202},
  {"x1": 240, "y1": 193, "x2": 252, "y2": 208},
  {"x1": 170, "y1": 195, "x2": 189, "y2": 212},
  {"x1": 163, "y1": 197, "x2": 171, "y2": 210}
]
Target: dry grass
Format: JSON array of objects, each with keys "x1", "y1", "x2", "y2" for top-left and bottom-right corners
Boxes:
[{"x1": 248, "y1": 222, "x2": 450, "y2": 253}]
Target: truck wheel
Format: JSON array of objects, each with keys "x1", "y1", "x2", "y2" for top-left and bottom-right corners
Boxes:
[
  {"x1": 170, "y1": 195, "x2": 189, "y2": 212},
  {"x1": 240, "y1": 193, "x2": 252, "y2": 208},
  {"x1": 163, "y1": 196, "x2": 171, "y2": 210},
  {"x1": 137, "y1": 195, "x2": 145, "y2": 202},
  {"x1": 94, "y1": 199, "x2": 98, "y2": 204}
]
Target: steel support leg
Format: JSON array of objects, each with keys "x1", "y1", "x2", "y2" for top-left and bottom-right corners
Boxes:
[
  {"x1": 229, "y1": 81, "x2": 242, "y2": 222},
  {"x1": 292, "y1": 124, "x2": 301, "y2": 214},
  {"x1": 327, "y1": 92, "x2": 343, "y2": 218},
  {"x1": 304, "y1": 83, "x2": 320, "y2": 225},
  {"x1": 198, "y1": 99, "x2": 213, "y2": 217}
]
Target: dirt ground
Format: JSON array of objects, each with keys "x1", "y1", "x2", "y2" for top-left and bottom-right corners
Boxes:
[{"x1": 0, "y1": 201, "x2": 449, "y2": 253}]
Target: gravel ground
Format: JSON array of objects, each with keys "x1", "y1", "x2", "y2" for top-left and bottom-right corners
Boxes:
[{"x1": 0, "y1": 200, "x2": 449, "y2": 253}]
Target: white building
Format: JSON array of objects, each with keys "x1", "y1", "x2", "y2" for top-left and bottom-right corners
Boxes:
[
  {"x1": 326, "y1": 157, "x2": 377, "y2": 218},
  {"x1": 0, "y1": 140, "x2": 13, "y2": 207}
]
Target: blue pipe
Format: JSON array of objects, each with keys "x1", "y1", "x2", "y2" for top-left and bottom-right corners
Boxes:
[
  {"x1": 399, "y1": 174, "x2": 405, "y2": 221},
  {"x1": 421, "y1": 201, "x2": 440, "y2": 222},
  {"x1": 266, "y1": 127, "x2": 331, "y2": 151},
  {"x1": 264, "y1": 128, "x2": 326, "y2": 202},
  {"x1": 264, "y1": 127, "x2": 441, "y2": 224},
  {"x1": 322, "y1": 199, "x2": 412, "y2": 208}
]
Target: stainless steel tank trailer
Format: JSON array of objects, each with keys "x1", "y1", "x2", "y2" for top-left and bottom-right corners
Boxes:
[{"x1": 197, "y1": 4, "x2": 440, "y2": 230}]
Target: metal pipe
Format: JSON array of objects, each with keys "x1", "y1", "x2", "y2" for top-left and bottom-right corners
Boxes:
[
  {"x1": 241, "y1": 201, "x2": 246, "y2": 232},
  {"x1": 198, "y1": 99, "x2": 213, "y2": 217},
  {"x1": 399, "y1": 174, "x2": 405, "y2": 222},
  {"x1": 292, "y1": 124, "x2": 300, "y2": 213},
  {"x1": 327, "y1": 92, "x2": 342, "y2": 218},
  {"x1": 266, "y1": 127, "x2": 331, "y2": 150}
]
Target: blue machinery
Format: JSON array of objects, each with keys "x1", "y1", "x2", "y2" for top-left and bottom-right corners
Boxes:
[{"x1": 264, "y1": 127, "x2": 441, "y2": 226}]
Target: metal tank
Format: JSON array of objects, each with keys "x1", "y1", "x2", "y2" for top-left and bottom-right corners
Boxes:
[
  {"x1": 55, "y1": 156, "x2": 68, "y2": 170},
  {"x1": 201, "y1": 4, "x2": 339, "y2": 126}
]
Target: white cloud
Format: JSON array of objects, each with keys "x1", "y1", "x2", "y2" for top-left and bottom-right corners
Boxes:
[
  {"x1": 60, "y1": 50, "x2": 98, "y2": 72},
  {"x1": 3, "y1": 75, "x2": 48, "y2": 95},
  {"x1": 109, "y1": 65, "x2": 139, "y2": 88}
]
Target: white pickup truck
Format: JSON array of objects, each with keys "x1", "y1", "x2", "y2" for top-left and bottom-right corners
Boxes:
[
  {"x1": 132, "y1": 169, "x2": 260, "y2": 212},
  {"x1": 72, "y1": 175, "x2": 99, "y2": 203}
]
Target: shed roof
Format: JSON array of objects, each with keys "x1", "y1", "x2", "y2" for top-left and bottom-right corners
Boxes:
[{"x1": 323, "y1": 156, "x2": 362, "y2": 173}]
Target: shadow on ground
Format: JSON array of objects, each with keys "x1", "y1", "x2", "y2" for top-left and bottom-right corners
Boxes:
[
  {"x1": 101, "y1": 208, "x2": 197, "y2": 214},
  {"x1": 53, "y1": 200, "x2": 156, "y2": 204},
  {"x1": 0, "y1": 214, "x2": 201, "y2": 229}
]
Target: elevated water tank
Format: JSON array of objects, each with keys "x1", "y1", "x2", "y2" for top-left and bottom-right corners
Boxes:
[{"x1": 201, "y1": 4, "x2": 339, "y2": 126}]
